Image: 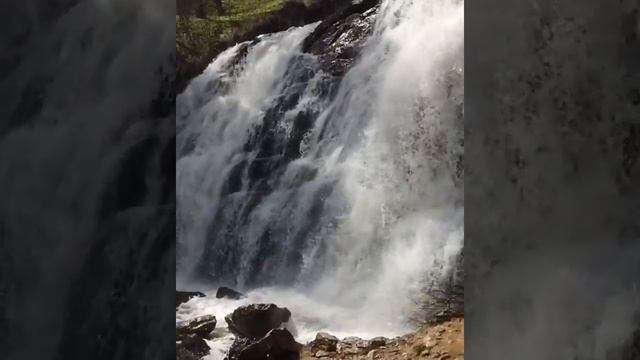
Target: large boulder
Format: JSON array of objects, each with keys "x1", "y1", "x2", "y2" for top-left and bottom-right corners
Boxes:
[
  {"x1": 177, "y1": 334, "x2": 210, "y2": 360},
  {"x1": 308, "y1": 332, "x2": 339, "y2": 352},
  {"x1": 335, "y1": 336, "x2": 389, "y2": 356},
  {"x1": 301, "y1": 0, "x2": 379, "y2": 76},
  {"x1": 177, "y1": 315, "x2": 217, "y2": 339},
  {"x1": 225, "y1": 304, "x2": 292, "y2": 339},
  {"x1": 226, "y1": 328, "x2": 301, "y2": 360},
  {"x1": 216, "y1": 286, "x2": 246, "y2": 300},
  {"x1": 176, "y1": 290, "x2": 206, "y2": 308}
]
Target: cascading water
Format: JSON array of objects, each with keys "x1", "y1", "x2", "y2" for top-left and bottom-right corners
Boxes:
[{"x1": 176, "y1": 0, "x2": 463, "y2": 356}]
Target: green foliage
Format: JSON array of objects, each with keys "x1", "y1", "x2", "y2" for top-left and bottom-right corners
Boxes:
[
  {"x1": 176, "y1": 0, "x2": 288, "y2": 53},
  {"x1": 214, "y1": 0, "x2": 288, "y2": 21},
  {"x1": 176, "y1": 0, "x2": 290, "y2": 88}
]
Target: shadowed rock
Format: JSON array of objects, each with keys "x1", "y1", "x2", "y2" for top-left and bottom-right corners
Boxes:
[
  {"x1": 177, "y1": 334, "x2": 210, "y2": 360},
  {"x1": 176, "y1": 291, "x2": 206, "y2": 308},
  {"x1": 225, "y1": 303, "x2": 291, "y2": 339},
  {"x1": 227, "y1": 328, "x2": 301, "y2": 360},
  {"x1": 216, "y1": 286, "x2": 246, "y2": 300},
  {"x1": 302, "y1": 0, "x2": 379, "y2": 76}
]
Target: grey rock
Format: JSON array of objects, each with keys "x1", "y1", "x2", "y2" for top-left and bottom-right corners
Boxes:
[
  {"x1": 225, "y1": 303, "x2": 291, "y2": 339},
  {"x1": 177, "y1": 315, "x2": 217, "y2": 338}
]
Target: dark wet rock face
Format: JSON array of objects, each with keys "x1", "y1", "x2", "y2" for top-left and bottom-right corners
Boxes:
[
  {"x1": 302, "y1": 0, "x2": 378, "y2": 50},
  {"x1": 303, "y1": 2, "x2": 378, "y2": 76},
  {"x1": 177, "y1": 334, "x2": 210, "y2": 360},
  {"x1": 175, "y1": 314, "x2": 215, "y2": 359},
  {"x1": 216, "y1": 286, "x2": 246, "y2": 300},
  {"x1": 223, "y1": 303, "x2": 299, "y2": 360},
  {"x1": 225, "y1": 303, "x2": 292, "y2": 339},
  {"x1": 176, "y1": 290, "x2": 206, "y2": 308},
  {"x1": 226, "y1": 337, "x2": 254, "y2": 360},
  {"x1": 227, "y1": 328, "x2": 301, "y2": 360}
]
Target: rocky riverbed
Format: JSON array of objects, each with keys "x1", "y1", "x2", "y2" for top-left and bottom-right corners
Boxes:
[
  {"x1": 301, "y1": 318, "x2": 463, "y2": 360},
  {"x1": 176, "y1": 290, "x2": 464, "y2": 360}
]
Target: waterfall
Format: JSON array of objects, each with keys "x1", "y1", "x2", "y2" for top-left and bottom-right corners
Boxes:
[{"x1": 176, "y1": 0, "x2": 463, "y2": 350}]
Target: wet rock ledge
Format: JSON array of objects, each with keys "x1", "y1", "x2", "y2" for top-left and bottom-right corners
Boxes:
[{"x1": 177, "y1": 290, "x2": 206, "y2": 308}]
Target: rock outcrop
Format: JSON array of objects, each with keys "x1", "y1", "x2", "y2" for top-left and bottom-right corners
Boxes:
[
  {"x1": 224, "y1": 303, "x2": 300, "y2": 360},
  {"x1": 302, "y1": 0, "x2": 379, "y2": 76},
  {"x1": 216, "y1": 286, "x2": 246, "y2": 300},
  {"x1": 309, "y1": 332, "x2": 339, "y2": 352},
  {"x1": 225, "y1": 303, "x2": 292, "y2": 339},
  {"x1": 176, "y1": 315, "x2": 216, "y2": 359},
  {"x1": 176, "y1": 290, "x2": 206, "y2": 308},
  {"x1": 177, "y1": 334, "x2": 211, "y2": 360},
  {"x1": 227, "y1": 328, "x2": 302, "y2": 360},
  {"x1": 177, "y1": 315, "x2": 217, "y2": 339}
]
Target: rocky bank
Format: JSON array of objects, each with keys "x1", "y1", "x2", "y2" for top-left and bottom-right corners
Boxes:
[
  {"x1": 301, "y1": 318, "x2": 463, "y2": 360},
  {"x1": 176, "y1": 290, "x2": 464, "y2": 360}
]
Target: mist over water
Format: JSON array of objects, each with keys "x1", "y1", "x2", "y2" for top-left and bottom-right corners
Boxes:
[{"x1": 176, "y1": 0, "x2": 463, "y2": 349}]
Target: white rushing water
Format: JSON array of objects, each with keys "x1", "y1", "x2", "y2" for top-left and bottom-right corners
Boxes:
[{"x1": 176, "y1": 0, "x2": 463, "y2": 356}]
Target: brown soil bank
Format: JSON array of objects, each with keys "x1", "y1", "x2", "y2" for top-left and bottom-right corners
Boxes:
[
  {"x1": 176, "y1": 0, "x2": 379, "y2": 93},
  {"x1": 301, "y1": 318, "x2": 464, "y2": 360}
]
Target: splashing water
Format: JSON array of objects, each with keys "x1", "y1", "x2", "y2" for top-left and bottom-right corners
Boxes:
[{"x1": 176, "y1": 0, "x2": 463, "y2": 353}]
